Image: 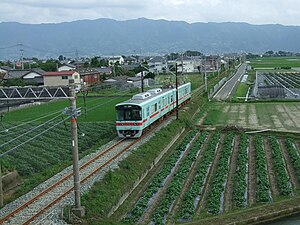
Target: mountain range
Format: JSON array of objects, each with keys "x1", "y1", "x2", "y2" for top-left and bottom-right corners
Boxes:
[{"x1": 1, "y1": 18, "x2": 300, "y2": 59}]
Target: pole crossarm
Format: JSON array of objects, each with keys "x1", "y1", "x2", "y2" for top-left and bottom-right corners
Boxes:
[{"x1": 0, "y1": 86, "x2": 71, "y2": 100}]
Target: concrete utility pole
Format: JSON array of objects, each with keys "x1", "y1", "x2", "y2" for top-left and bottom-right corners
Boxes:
[
  {"x1": 69, "y1": 79, "x2": 85, "y2": 217},
  {"x1": 141, "y1": 70, "x2": 144, "y2": 92},
  {"x1": 175, "y1": 63, "x2": 179, "y2": 120},
  {"x1": 20, "y1": 48, "x2": 24, "y2": 70},
  {"x1": 204, "y1": 56, "x2": 208, "y2": 92}
]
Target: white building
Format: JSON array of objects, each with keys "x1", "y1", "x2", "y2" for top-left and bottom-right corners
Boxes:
[
  {"x1": 148, "y1": 56, "x2": 168, "y2": 74},
  {"x1": 58, "y1": 64, "x2": 76, "y2": 72}
]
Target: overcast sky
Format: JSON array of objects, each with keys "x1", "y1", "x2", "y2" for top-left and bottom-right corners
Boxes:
[{"x1": 1, "y1": 0, "x2": 300, "y2": 25}]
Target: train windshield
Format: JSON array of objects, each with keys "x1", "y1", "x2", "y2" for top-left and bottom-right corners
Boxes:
[{"x1": 116, "y1": 105, "x2": 142, "y2": 121}]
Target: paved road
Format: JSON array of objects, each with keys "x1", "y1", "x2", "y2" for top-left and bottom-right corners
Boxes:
[{"x1": 213, "y1": 63, "x2": 247, "y2": 101}]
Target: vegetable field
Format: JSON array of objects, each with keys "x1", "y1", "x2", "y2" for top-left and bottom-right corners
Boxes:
[
  {"x1": 0, "y1": 121, "x2": 115, "y2": 177},
  {"x1": 117, "y1": 130, "x2": 300, "y2": 224}
]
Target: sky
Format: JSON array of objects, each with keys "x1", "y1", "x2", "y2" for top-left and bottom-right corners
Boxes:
[{"x1": 0, "y1": 0, "x2": 300, "y2": 25}]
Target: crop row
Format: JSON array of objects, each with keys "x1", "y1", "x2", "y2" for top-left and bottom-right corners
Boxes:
[
  {"x1": 233, "y1": 133, "x2": 248, "y2": 208},
  {"x1": 254, "y1": 135, "x2": 271, "y2": 203},
  {"x1": 1, "y1": 121, "x2": 115, "y2": 176},
  {"x1": 207, "y1": 132, "x2": 235, "y2": 214},
  {"x1": 268, "y1": 136, "x2": 292, "y2": 196},
  {"x1": 285, "y1": 138, "x2": 300, "y2": 182},
  {"x1": 178, "y1": 132, "x2": 221, "y2": 220},
  {"x1": 152, "y1": 131, "x2": 208, "y2": 225},
  {"x1": 124, "y1": 130, "x2": 198, "y2": 223}
]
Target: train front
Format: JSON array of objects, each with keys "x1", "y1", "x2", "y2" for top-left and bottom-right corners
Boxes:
[{"x1": 115, "y1": 103, "x2": 144, "y2": 138}]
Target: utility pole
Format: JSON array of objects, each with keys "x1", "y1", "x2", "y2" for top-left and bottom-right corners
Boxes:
[
  {"x1": 69, "y1": 79, "x2": 85, "y2": 217},
  {"x1": 204, "y1": 56, "x2": 208, "y2": 92},
  {"x1": 175, "y1": 63, "x2": 179, "y2": 120},
  {"x1": 20, "y1": 48, "x2": 24, "y2": 70},
  {"x1": 141, "y1": 70, "x2": 144, "y2": 92}
]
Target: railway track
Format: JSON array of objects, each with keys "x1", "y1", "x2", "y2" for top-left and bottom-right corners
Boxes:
[
  {"x1": 0, "y1": 114, "x2": 175, "y2": 225},
  {"x1": 0, "y1": 138, "x2": 138, "y2": 225},
  {"x1": 0, "y1": 84, "x2": 201, "y2": 224}
]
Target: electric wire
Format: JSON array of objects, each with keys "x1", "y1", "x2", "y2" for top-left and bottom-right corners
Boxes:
[
  {"x1": 0, "y1": 115, "x2": 71, "y2": 158},
  {"x1": 0, "y1": 110, "x2": 63, "y2": 134},
  {"x1": 0, "y1": 113, "x2": 62, "y2": 149}
]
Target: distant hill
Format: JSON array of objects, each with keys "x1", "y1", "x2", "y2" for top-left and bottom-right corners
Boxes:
[{"x1": 1, "y1": 18, "x2": 300, "y2": 59}]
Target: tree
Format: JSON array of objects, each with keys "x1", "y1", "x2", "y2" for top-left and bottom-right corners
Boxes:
[
  {"x1": 4, "y1": 78, "x2": 25, "y2": 87},
  {"x1": 58, "y1": 55, "x2": 65, "y2": 61},
  {"x1": 90, "y1": 57, "x2": 99, "y2": 67}
]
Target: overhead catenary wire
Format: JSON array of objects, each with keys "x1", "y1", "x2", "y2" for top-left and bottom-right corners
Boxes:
[
  {"x1": 0, "y1": 115, "x2": 71, "y2": 158},
  {"x1": 0, "y1": 110, "x2": 63, "y2": 134},
  {"x1": 0, "y1": 113, "x2": 62, "y2": 149}
]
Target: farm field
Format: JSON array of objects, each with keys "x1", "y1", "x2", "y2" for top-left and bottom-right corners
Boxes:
[
  {"x1": 82, "y1": 129, "x2": 300, "y2": 225},
  {"x1": 203, "y1": 102, "x2": 300, "y2": 132},
  {"x1": 250, "y1": 57, "x2": 300, "y2": 69},
  {"x1": 2, "y1": 95, "x2": 129, "y2": 122},
  {"x1": 0, "y1": 95, "x2": 129, "y2": 204}
]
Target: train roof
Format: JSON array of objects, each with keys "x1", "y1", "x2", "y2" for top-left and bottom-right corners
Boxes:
[{"x1": 116, "y1": 82, "x2": 190, "y2": 107}]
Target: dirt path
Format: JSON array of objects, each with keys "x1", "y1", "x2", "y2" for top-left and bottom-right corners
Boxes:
[
  {"x1": 141, "y1": 133, "x2": 199, "y2": 224},
  {"x1": 167, "y1": 133, "x2": 211, "y2": 224},
  {"x1": 296, "y1": 141, "x2": 300, "y2": 154},
  {"x1": 224, "y1": 135, "x2": 240, "y2": 212},
  {"x1": 263, "y1": 138, "x2": 280, "y2": 197},
  {"x1": 197, "y1": 112, "x2": 207, "y2": 126},
  {"x1": 196, "y1": 134, "x2": 225, "y2": 214},
  {"x1": 248, "y1": 136, "x2": 256, "y2": 206},
  {"x1": 278, "y1": 139, "x2": 299, "y2": 190}
]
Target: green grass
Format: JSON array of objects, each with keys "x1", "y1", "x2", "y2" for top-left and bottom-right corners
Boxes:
[
  {"x1": 250, "y1": 57, "x2": 300, "y2": 69},
  {"x1": 2, "y1": 96, "x2": 128, "y2": 123},
  {"x1": 233, "y1": 83, "x2": 249, "y2": 98},
  {"x1": 81, "y1": 121, "x2": 185, "y2": 224},
  {"x1": 203, "y1": 102, "x2": 300, "y2": 132}
]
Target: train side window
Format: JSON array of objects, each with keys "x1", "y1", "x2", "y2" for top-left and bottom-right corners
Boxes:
[
  {"x1": 151, "y1": 103, "x2": 157, "y2": 113},
  {"x1": 146, "y1": 107, "x2": 150, "y2": 117},
  {"x1": 171, "y1": 95, "x2": 174, "y2": 102}
]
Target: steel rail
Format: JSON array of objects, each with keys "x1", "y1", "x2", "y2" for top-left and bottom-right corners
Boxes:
[
  {"x1": 22, "y1": 139, "x2": 138, "y2": 225},
  {"x1": 0, "y1": 138, "x2": 126, "y2": 224}
]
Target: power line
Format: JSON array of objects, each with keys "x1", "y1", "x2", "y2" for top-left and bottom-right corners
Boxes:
[
  {"x1": 0, "y1": 110, "x2": 63, "y2": 134},
  {"x1": 0, "y1": 116, "x2": 71, "y2": 158},
  {"x1": 0, "y1": 113, "x2": 62, "y2": 149}
]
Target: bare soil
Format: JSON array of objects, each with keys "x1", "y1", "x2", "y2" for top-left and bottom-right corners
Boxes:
[
  {"x1": 224, "y1": 135, "x2": 240, "y2": 212},
  {"x1": 248, "y1": 136, "x2": 256, "y2": 206},
  {"x1": 263, "y1": 138, "x2": 280, "y2": 197},
  {"x1": 279, "y1": 139, "x2": 299, "y2": 189},
  {"x1": 196, "y1": 134, "x2": 225, "y2": 214}
]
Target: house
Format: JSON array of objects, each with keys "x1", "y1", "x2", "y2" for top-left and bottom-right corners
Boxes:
[
  {"x1": 94, "y1": 67, "x2": 112, "y2": 75},
  {"x1": 78, "y1": 69, "x2": 101, "y2": 86},
  {"x1": 0, "y1": 66, "x2": 12, "y2": 74},
  {"x1": 4, "y1": 69, "x2": 45, "y2": 85},
  {"x1": 121, "y1": 63, "x2": 140, "y2": 71},
  {"x1": 43, "y1": 71, "x2": 80, "y2": 87},
  {"x1": 148, "y1": 56, "x2": 168, "y2": 74},
  {"x1": 127, "y1": 77, "x2": 155, "y2": 88},
  {"x1": 107, "y1": 56, "x2": 124, "y2": 65},
  {"x1": 175, "y1": 56, "x2": 195, "y2": 73},
  {"x1": 58, "y1": 64, "x2": 76, "y2": 72},
  {"x1": 0, "y1": 66, "x2": 12, "y2": 81},
  {"x1": 124, "y1": 56, "x2": 138, "y2": 64}
]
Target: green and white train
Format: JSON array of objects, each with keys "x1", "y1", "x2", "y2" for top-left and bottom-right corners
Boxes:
[{"x1": 115, "y1": 82, "x2": 191, "y2": 138}]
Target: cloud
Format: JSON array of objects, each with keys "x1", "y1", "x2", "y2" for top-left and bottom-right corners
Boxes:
[{"x1": 0, "y1": 0, "x2": 299, "y2": 25}]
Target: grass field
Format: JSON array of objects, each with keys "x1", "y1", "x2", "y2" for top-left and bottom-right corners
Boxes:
[
  {"x1": 2, "y1": 96, "x2": 128, "y2": 123},
  {"x1": 204, "y1": 102, "x2": 300, "y2": 132},
  {"x1": 250, "y1": 57, "x2": 300, "y2": 69},
  {"x1": 233, "y1": 83, "x2": 249, "y2": 99}
]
